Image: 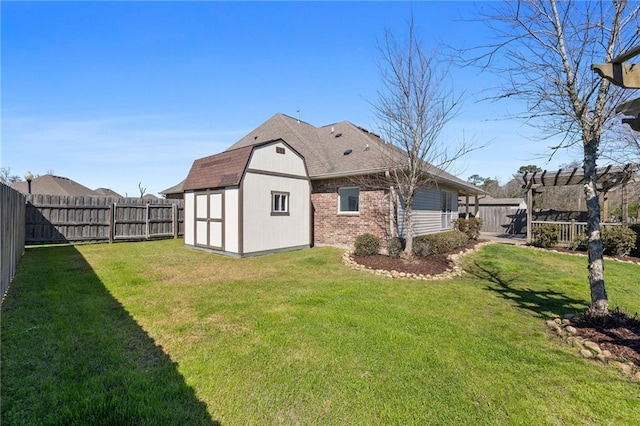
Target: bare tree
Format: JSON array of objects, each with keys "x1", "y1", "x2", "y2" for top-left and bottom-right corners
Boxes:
[
  {"x1": 0, "y1": 167, "x2": 22, "y2": 184},
  {"x1": 373, "y1": 17, "x2": 473, "y2": 254},
  {"x1": 138, "y1": 182, "x2": 147, "y2": 198},
  {"x1": 470, "y1": 0, "x2": 639, "y2": 317}
]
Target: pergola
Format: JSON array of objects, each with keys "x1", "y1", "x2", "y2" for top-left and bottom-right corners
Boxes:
[{"x1": 515, "y1": 164, "x2": 639, "y2": 242}]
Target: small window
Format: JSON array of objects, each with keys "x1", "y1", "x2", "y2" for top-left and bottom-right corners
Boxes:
[
  {"x1": 338, "y1": 187, "x2": 359, "y2": 213},
  {"x1": 271, "y1": 191, "x2": 289, "y2": 216}
]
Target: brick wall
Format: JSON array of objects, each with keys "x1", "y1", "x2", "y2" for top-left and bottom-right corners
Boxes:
[{"x1": 311, "y1": 177, "x2": 391, "y2": 248}]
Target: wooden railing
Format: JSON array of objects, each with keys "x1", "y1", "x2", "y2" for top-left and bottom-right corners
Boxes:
[{"x1": 531, "y1": 220, "x2": 622, "y2": 245}]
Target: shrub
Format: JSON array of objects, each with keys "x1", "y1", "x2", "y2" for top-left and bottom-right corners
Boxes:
[
  {"x1": 412, "y1": 230, "x2": 469, "y2": 257},
  {"x1": 568, "y1": 232, "x2": 588, "y2": 252},
  {"x1": 387, "y1": 237, "x2": 405, "y2": 258},
  {"x1": 531, "y1": 224, "x2": 559, "y2": 248},
  {"x1": 601, "y1": 226, "x2": 636, "y2": 257},
  {"x1": 453, "y1": 217, "x2": 482, "y2": 240},
  {"x1": 354, "y1": 233, "x2": 380, "y2": 256},
  {"x1": 629, "y1": 223, "x2": 640, "y2": 257}
]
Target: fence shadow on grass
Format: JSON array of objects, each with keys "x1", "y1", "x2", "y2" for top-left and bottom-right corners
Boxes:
[
  {"x1": 466, "y1": 261, "x2": 588, "y2": 319},
  {"x1": 1, "y1": 245, "x2": 219, "y2": 425}
]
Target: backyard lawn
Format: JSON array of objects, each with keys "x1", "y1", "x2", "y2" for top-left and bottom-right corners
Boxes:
[{"x1": 1, "y1": 239, "x2": 639, "y2": 424}]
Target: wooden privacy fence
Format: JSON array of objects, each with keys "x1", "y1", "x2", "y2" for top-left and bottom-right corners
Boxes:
[
  {"x1": 1, "y1": 183, "x2": 26, "y2": 302},
  {"x1": 25, "y1": 195, "x2": 184, "y2": 245}
]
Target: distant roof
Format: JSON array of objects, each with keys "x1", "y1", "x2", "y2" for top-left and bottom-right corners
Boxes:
[
  {"x1": 94, "y1": 187, "x2": 122, "y2": 197},
  {"x1": 159, "y1": 179, "x2": 185, "y2": 196},
  {"x1": 12, "y1": 174, "x2": 98, "y2": 196},
  {"x1": 227, "y1": 113, "x2": 482, "y2": 195}
]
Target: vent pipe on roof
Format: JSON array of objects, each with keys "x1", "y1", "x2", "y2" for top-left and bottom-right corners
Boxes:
[
  {"x1": 331, "y1": 126, "x2": 334, "y2": 133},
  {"x1": 365, "y1": 144, "x2": 370, "y2": 151},
  {"x1": 296, "y1": 109, "x2": 300, "y2": 123}
]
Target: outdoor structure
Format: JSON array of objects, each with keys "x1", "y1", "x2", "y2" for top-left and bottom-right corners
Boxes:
[
  {"x1": 459, "y1": 196, "x2": 527, "y2": 234},
  {"x1": 183, "y1": 138, "x2": 311, "y2": 257},
  {"x1": 179, "y1": 113, "x2": 483, "y2": 254},
  {"x1": 592, "y1": 44, "x2": 640, "y2": 130},
  {"x1": 516, "y1": 165, "x2": 639, "y2": 243}
]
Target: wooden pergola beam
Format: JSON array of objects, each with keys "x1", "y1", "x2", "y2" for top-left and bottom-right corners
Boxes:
[{"x1": 592, "y1": 63, "x2": 640, "y2": 89}]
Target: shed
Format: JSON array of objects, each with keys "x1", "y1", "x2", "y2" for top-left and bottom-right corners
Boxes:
[{"x1": 183, "y1": 139, "x2": 311, "y2": 257}]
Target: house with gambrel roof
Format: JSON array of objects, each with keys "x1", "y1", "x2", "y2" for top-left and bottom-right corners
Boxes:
[{"x1": 183, "y1": 113, "x2": 483, "y2": 255}]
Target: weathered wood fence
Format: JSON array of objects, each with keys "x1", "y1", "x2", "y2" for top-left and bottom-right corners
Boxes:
[
  {"x1": 25, "y1": 195, "x2": 184, "y2": 244},
  {"x1": 1, "y1": 183, "x2": 26, "y2": 302}
]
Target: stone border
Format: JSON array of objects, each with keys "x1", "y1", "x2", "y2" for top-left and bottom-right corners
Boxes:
[
  {"x1": 546, "y1": 315, "x2": 640, "y2": 381},
  {"x1": 342, "y1": 241, "x2": 494, "y2": 281},
  {"x1": 525, "y1": 245, "x2": 640, "y2": 265}
]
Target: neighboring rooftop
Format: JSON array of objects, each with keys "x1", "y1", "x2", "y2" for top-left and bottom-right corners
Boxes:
[
  {"x1": 12, "y1": 174, "x2": 98, "y2": 196},
  {"x1": 94, "y1": 187, "x2": 122, "y2": 197}
]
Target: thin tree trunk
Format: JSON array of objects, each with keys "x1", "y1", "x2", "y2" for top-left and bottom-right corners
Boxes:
[
  {"x1": 583, "y1": 140, "x2": 608, "y2": 318},
  {"x1": 404, "y1": 202, "x2": 414, "y2": 255}
]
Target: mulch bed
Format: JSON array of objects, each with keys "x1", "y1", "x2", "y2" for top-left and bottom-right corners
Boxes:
[
  {"x1": 352, "y1": 239, "x2": 483, "y2": 276},
  {"x1": 351, "y1": 240, "x2": 640, "y2": 369}
]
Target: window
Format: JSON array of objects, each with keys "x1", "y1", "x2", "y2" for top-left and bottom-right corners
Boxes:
[
  {"x1": 441, "y1": 190, "x2": 454, "y2": 229},
  {"x1": 271, "y1": 191, "x2": 289, "y2": 216},
  {"x1": 338, "y1": 187, "x2": 359, "y2": 213}
]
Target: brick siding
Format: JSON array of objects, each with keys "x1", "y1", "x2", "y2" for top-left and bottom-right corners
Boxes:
[{"x1": 311, "y1": 177, "x2": 391, "y2": 248}]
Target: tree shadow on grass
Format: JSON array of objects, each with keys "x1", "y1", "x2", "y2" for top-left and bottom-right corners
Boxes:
[
  {"x1": 466, "y1": 261, "x2": 588, "y2": 319},
  {"x1": 1, "y1": 245, "x2": 219, "y2": 425}
]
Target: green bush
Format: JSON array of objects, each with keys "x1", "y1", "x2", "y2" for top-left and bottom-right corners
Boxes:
[
  {"x1": 568, "y1": 231, "x2": 589, "y2": 251},
  {"x1": 412, "y1": 231, "x2": 469, "y2": 257},
  {"x1": 601, "y1": 226, "x2": 636, "y2": 257},
  {"x1": 387, "y1": 237, "x2": 404, "y2": 258},
  {"x1": 354, "y1": 233, "x2": 380, "y2": 256},
  {"x1": 531, "y1": 224, "x2": 560, "y2": 248},
  {"x1": 453, "y1": 217, "x2": 482, "y2": 240},
  {"x1": 629, "y1": 223, "x2": 640, "y2": 257}
]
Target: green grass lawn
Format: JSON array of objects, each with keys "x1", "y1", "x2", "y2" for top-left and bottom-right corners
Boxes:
[{"x1": 2, "y1": 240, "x2": 639, "y2": 425}]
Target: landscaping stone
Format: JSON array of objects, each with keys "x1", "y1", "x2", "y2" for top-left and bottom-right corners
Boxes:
[
  {"x1": 584, "y1": 341, "x2": 602, "y2": 354},
  {"x1": 565, "y1": 326, "x2": 577, "y2": 335},
  {"x1": 580, "y1": 349, "x2": 594, "y2": 359}
]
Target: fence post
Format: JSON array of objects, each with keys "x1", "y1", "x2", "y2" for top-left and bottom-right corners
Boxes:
[
  {"x1": 109, "y1": 203, "x2": 115, "y2": 243},
  {"x1": 173, "y1": 203, "x2": 178, "y2": 239}
]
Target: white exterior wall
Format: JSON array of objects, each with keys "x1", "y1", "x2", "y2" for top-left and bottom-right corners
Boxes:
[
  {"x1": 242, "y1": 173, "x2": 310, "y2": 254},
  {"x1": 247, "y1": 141, "x2": 308, "y2": 176},
  {"x1": 224, "y1": 188, "x2": 239, "y2": 253},
  {"x1": 184, "y1": 192, "x2": 195, "y2": 245}
]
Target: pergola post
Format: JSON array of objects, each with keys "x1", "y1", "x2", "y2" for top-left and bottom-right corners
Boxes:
[{"x1": 526, "y1": 187, "x2": 533, "y2": 243}]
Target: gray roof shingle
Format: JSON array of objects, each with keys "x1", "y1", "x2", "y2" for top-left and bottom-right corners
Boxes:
[{"x1": 228, "y1": 113, "x2": 482, "y2": 194}]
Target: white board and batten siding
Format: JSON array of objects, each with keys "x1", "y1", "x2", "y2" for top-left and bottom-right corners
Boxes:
[{"x1": 398, "y1": 185, "x2": 459, "y2": 237}]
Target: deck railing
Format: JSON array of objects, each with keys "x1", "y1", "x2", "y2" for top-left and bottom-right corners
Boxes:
[{"x1": 531, "y1": 220, "x2": 622, "y2": 245}]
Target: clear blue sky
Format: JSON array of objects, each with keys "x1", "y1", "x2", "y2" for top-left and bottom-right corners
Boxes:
[{"x1": 1, "y1": 1, "x2": 579, "y2": 197}]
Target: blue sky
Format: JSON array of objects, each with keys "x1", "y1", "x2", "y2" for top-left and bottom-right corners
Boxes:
[{"x1": 1, "y1": 1, "x2": 579, "y2": 197}]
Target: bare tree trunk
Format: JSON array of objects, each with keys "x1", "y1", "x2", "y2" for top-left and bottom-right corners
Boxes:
[
  {"x1": 404, "y1": 199, "x2": 415, "y2": 255},
  {"x1": 583, "y1": 141, "x2": 608, "y2": 317}
]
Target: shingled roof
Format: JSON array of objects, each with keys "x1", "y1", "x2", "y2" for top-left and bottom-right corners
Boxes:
[
  {"x1": 11, "y1": 174, "x2": 98, "y2": 196},
  {"x1": 227, "y1": 113, "x2": 481, "y2": 195},
  {"x1": 183, "y1": 145, "x2": 254, "y2": 191}
]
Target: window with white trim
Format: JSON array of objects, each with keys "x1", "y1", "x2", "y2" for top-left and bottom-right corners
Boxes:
[
  {"x1": 338, "y1": 187, "x2": 359, "y2": 213},
  {"x1": 271, "y1": 191, "x2": 289, "y2": 216}
]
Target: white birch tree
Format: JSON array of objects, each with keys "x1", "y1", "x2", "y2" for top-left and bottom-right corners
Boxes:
[{"x1": 470, "y1": 0, "x2": 639, "y2": 317}]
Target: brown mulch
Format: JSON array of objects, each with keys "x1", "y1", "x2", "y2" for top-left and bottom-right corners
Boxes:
[
  {"x1": 569, "y1": 312, "x2": 640, "y2": 366},
  {"x1": 352, "y1": 240, "x2": 640, "y2": 367},
  {"x1": 352, "y1": 239, "x2": 483, "y2": 276}
]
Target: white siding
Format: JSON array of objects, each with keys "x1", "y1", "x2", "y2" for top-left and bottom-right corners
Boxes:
[
  {"x1": 247, "y1": 142, "x2": 307, "y2": 176},
  {"x1": 242, "y1": 172, "x2": 310, "y2": 254},
  {"x1": 398, "y1": 185, "x2": 460, "y2": 237},
  {"x1": 224, "y1": 188, "x2": 239, "y2": 253},
  {"x1": 184, "y1": 192, "x2": 194, "y2": 245}
]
